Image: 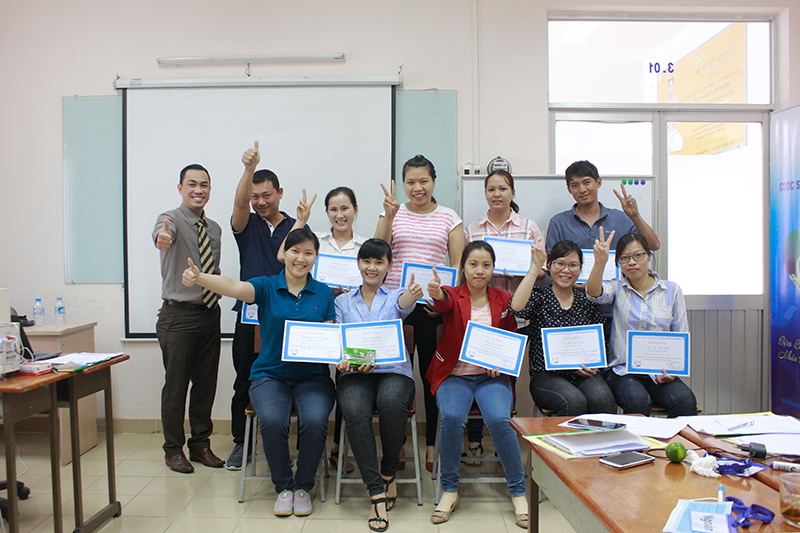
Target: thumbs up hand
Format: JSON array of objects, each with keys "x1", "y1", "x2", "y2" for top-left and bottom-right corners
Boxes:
[
  {"x1": 182, "y1": 258, "x2": 201, "y2": 287},
  {"x1": 427, "y1": 267, "x2": 445, "y2": 301},
  {"x1": 156, "y1": 219, "x2": 173, "y2": 252}
]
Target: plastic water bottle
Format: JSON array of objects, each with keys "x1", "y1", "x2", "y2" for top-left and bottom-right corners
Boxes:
[
  {"x1": 55, "y1": 297, "x2": 66, "y2": 326},
  {"x1": 33, "y1": 298, "x2": 45, "y2": 327}
]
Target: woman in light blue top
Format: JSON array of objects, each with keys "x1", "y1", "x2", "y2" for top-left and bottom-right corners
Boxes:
[
  {"x1": 586, "y1": 230, "x2": 696, "y2": 418},
  {"x1": 334, "y1": 238, "x2": 421, "y2": 532}
]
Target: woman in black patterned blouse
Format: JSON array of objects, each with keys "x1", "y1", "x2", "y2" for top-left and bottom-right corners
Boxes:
[{"x1": 510, "y1": 236, "x2": 617, "y2": 415}]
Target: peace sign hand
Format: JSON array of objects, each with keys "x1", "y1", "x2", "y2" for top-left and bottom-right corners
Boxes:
[
  {"x1": 296, "y1": 189, "x2": 317, "y2": 225},
  {"x1": 614, "y1": 182, "x2": 639, "y2": 218},
  {"x1": 592, "y1": 226, "x2": 616, "y2": 266},
  {"x1": 530, "y1": 230, "x2": 547, "y2": 271},
  {"x1": 380, "y1": 181, "x2": 400, "y2": 218}
]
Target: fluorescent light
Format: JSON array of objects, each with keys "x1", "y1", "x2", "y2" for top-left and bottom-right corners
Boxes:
[
  {"x1": 115, "y1": 75, "x2": 401, "y2": 89},
  {"x1": 157, "y1": 54, "x2": 346, "y2": 67}
]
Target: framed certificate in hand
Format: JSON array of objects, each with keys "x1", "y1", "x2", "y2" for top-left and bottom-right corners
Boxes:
[
  {"x1": 482, "y1": 236, "x2": 534, "y2": 276},
  {"x1": 281, "y1": 321, "x2": 343, "y2": 364},
  {"x1": 400, "y1": 262, "x2": 457, "y2": 303},
  {"x1": 312, "y1": 254, "x2": 362, "y2": 289},
  {"x1": 578, "y1": 250, "x2": 619, "y2": 283},
  {"x1": 541, "y1": 324, "x2": 606, "y2": 370},
  {"x1": 457, "y1": 321, "x2": 527, "y2": 377},
  {"x1": 625, "y1": 331, "x2": 690, "y2": 376}
]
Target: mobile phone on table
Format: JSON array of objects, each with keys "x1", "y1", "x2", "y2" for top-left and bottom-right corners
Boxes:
[
  {"x1": 567, "y1": 417, "x2": 626, "y2": 430},
  {"x1": 599, "y1": 451, "x2": 655, "y2": 470}
]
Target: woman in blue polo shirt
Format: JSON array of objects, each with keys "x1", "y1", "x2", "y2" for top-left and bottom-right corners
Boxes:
[{"x1": 183, "y1": 227, "x2": 335, "y2": 517}]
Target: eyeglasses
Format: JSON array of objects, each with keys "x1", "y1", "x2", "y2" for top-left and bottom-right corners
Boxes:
[
  {"x1": 618, "y1": 251, "x2": 649, "y2": 264},
  {"x1": 551, "y1": 260, "x2": 582, "y2": 272}
]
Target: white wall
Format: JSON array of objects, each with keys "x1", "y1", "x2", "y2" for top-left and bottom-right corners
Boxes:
[{"x1": 1, "y1": 0, "x2": 798, "y2": 424}]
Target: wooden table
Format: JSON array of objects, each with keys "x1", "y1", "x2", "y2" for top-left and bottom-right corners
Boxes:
[
  {"x1": 0, "y1": 371, "x2": 70, "y2": 533},
  {"x1": 56, "y1": 355, "x2": 128, "y2": 533},
  {"x1": 511, "y1": 417, "x2": 792, "y2": 532}
]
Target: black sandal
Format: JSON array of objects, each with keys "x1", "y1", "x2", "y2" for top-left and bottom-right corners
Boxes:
[
  {"x1": 369, "y1": 496, "x2": 389, "y2": 532},
  {"x1": 382, "y1": 475, "x2": 396, "y2": 511}
]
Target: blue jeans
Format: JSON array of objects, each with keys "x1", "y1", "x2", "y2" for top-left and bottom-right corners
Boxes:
[
  {"x1": 337, "y1": 372, "x2": 415, "y2": 496},
  {"x1": 436, "y1": 374, "x2": 526, "y2": 497},
  {"x1": 604, "y1": 371, "x2": 697, "y2": 418},
  {"x1": 530, "y1": 372, "x2": 617, "y2": 416},
  {"x1": 249, "y1": 376, "x2": 335, "y2": 493}
]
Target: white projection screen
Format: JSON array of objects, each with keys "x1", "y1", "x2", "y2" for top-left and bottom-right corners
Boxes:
[{"x1": 124, "y1": 86, "x2": 394, "y2": 337}]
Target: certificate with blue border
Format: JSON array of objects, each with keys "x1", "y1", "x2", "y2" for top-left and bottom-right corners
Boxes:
[
  {"x1": 625, "y1": 331, "x2": 690, "y2": 376},
  {"x1": 482, "y1": 236, "x2": 534, "y2": 276},
  {"x1": 541, "y1": 324, "x2": 606, "y2": 370},
  {"x1": 241, "y1": 302, "x2": 259, "y2": 325},
  {"x1": 281, "y1": 321, "x2": 342, "y2": 364},
  {"x1": 400, "y1": 262, "x2": 457, "y2": 303},
  {"x1": 578, "y1": 250, "x2": 620, "y2": 284},
  {"x1": 312, "y1": 254, "x2": 362, "y2": 289},
  {"x1": 458, "y1": 321, "x2": 527, "y2": 377},
  {"x1": 341, "y1": 319, "x2": 406, "y2": 365}
]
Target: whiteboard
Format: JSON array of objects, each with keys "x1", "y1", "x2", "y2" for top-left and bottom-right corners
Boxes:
[
  {"x1": 458, "y1": 175, "x2": 656, "y2": 239},
  {"x1": 124, "y1": 86, "x2": 393, "y2": 337}
]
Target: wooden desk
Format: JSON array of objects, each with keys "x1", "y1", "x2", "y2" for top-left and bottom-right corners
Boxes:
[
  {"x1": 24, "y1": 322, "x2": 99, "y2": 464},
  {"x1": 56, "y1": 355, "x2": 128, "y2": 533},
  {"x1": 511, "y1": 417, "x2": 791, "y2": 533},
  {"x1": 0, "y1": 371, "x2": 69, "y2": 533}
]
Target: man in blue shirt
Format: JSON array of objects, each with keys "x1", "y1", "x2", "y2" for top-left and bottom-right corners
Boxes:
[
  {"x1": 546, "y1": 160, "x2": 661, "y2": 254},
  {"x1": 226, "y1": 141, "x2": 298, "y2": 469}
]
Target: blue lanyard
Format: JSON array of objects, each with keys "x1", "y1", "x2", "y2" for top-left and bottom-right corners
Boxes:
[{"x1": 724, "y1": 496, "x2": 774, "y2": 528}]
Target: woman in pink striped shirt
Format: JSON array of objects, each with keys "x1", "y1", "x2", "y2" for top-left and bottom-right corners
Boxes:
[{"x1": 375, "y1": 155, "x2": 464, "y2": 470}]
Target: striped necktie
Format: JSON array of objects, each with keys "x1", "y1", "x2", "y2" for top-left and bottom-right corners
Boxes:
[{"x1": 196, "y1": 219, "x2": 218, "y2": 308}]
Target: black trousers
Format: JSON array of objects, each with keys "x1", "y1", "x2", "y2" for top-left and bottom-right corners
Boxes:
[
  {"x1": 403, "y1": 306, "x2": 443, "y2": 446},
  {"x1": 157, "y1": 302, "x2": 221, "y2": 455},
  {"x1": 231, "y1": 316, "x2": 259, "y2": 444}
]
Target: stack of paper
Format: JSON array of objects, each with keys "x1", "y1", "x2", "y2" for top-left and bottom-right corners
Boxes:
[
  {"x1": 559, "y1": 414, "x2": 687, "y2": 440},
  {"x1": 48, "y1": 352, "x2": 122, "y2": 371},
  {"x1": 543, "y1": 429, "x2": 650, "y2": 456},
  {"x1": 729, "y1": 434, "x2": 800, "y2": 456},
  {"x1": 680, "y1": 413, "x2": 800, "y2": 436}
]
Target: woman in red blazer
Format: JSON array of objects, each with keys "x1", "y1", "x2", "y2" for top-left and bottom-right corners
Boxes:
[{"x1": 425, "y1": 241, "x2": 528, "y2": 529}]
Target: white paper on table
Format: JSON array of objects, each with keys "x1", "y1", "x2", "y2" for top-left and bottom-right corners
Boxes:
[
  {"x1": 558, "y1": 413, "x2": 687, "y2": 440},
  {"x1": 541, "y1": 324, "x2": 606, "y2": 370},
  {"x1": 49, "y1": 352, "x2": 121, "y2": 367},
  {"x1": 341, "y1": 319, "x2": 406, "y2": 365},
  {"x1": 457, "y1": 321, "x2": 527, "y2": 377},
  {"x1": 400, "y1": 262, "x2": 457, "y2": 303},
  {"x1": 542, "y1": 429, "x2": 649, "y2": 456},
  {"x1": 482, "y1": 236, "x2": 533, "y2": 276},
  {"x1": 729, "y1": 433, "x2": 800, "y2": 456},
  {"x1": 680, "y1": 414, "x2": 800, "y2": 436},
  {"x1": 578, "y1": 250, "x2": 619, "y2": 283},
  {"x1": 626, "y1": 331, "x2": 690, "y2": 376},
  {"x1": 281, "y1": 321, "x2": 342, "y2": 363},
  {"x1": 312, "y1": 254, "x2": 362, "y2": 289}
]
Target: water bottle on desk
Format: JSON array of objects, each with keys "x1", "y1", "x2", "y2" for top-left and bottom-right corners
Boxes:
[
  {"x1": 33, "y1": 298, "x2": 45, "y2": 327},
  {"x1": 55, "y1": 297, "x2": 66, "y2": 326}
]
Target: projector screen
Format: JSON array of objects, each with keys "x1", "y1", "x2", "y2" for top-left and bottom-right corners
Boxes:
[{"x1": 124, "y1": 86, "x2": 394, "y2": 337}]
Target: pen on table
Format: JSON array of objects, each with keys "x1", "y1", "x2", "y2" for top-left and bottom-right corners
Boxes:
[
  {"x1": 771, "y1": 461, "x2": 800, "y2": 472},
  {"x1": 726, "y1": 420, "x2": 754, "y2": 432},
  {"x1": 717, "y1": 485, "x2": 725, "y2": 503}
]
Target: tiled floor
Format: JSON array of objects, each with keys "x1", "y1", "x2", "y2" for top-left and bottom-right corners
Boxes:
[{"x1": 1, "y1": 431, "x2": 576, "y2": 532}]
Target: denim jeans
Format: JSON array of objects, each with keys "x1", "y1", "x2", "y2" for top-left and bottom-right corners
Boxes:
[
  {"x1": 604, "y1": 371, "x2": 697, "y2": 418},
  {"x1": 436, "y1": 374, "x2": 526, "y2": 497},
  {"x1": 530, "y1": 372, "x2": 617, "y2": 416},
  {"x1": 337, "y1": 372, "x2": 415, "y2": 496},
  {"x1": 249, "y1": 376, "x2": 335, "y2": 493}
]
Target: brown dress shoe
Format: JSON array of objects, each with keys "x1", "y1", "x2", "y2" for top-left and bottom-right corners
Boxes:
[
  {"x1": 190, "y1": 448, "x2": 225, "y2": 468},
  {"x1": 165, "y1": 452, "x2": 194, "y2": 473}
]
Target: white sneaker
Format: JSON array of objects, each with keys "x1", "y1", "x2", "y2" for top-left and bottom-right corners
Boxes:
[
  {"x1": 293, "y1": 489, "x2": 313, "y2": 516},
  {"x1": 274, "y1": 489, "x2": 293, "y2": 516}
]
